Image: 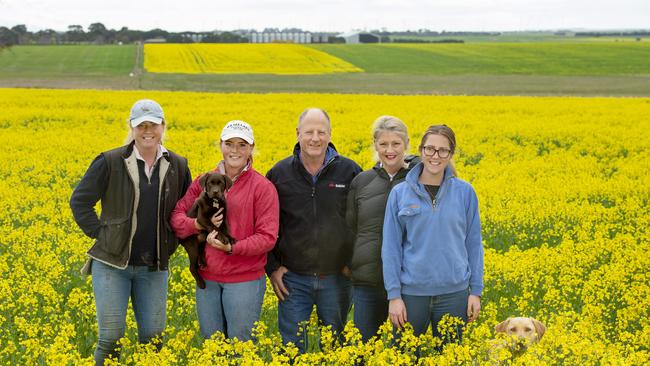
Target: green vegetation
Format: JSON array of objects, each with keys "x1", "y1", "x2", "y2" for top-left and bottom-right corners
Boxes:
[
  {"x1": 311, "y1": 42, "x2": 650, "y2": 76},
  {"x1": 0, "y1": 45, "x2": 135, "y2": 77},
  {"x1": 1, "y1": 42, "x2": 650, "y2": 96}
]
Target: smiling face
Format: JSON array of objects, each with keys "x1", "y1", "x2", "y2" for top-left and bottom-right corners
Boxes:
[
  {"x1": 297, "y1": 110, "x2": 331, "y2": 162},
  {"x1": 375, "y1": 131, "x2": 406, "y2": 175},
  {"x1": 220, "y1": 137, "x2": 253, "y2": 177},
  {"x1": 419, "y1": 133, "x2": 452, "y2": 182},
  {"x1": 131, "y1": 121, "x2": 164, "y2": 152}
]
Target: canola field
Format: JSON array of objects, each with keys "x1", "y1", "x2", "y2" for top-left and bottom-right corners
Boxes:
[
  {"x1": 144, "y1": 44, "x2": 362, "y2": 74},
  {"x1": 0, "y1": 88, "x2": 649, "y2": 365}
]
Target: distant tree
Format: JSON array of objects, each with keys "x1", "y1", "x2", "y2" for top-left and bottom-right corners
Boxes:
[
  {"x1": 11, "y1": 24, "x2": 27, "y2": 35},
  {"x1": 65, "y1": 24, "x2": 86, "y2": 43},
  {"x1": 12, "y1": 24, "x2": 32, "y2": 44},
  {"x1": 143, "y1": 28, "x2": 169, "y2": 41},
  {"x1": 35, "y1": 29, "x2": 58, "y2": 44},
  {"x1": 88, "y1": 22, "x2": 109, "y2": 43},
  {"x1": 0, "y1": 27, "x2": 19, "y2": 47},
  {"x1": 201, "y1": 32, "x2": 248, "y2": 43},
  {"x1": 166, "y1": 33, "x2": 194, "y2": 43}
]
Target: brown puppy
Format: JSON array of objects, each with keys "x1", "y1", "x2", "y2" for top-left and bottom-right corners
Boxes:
[{"x1": 181, "y1": 172, "x2": 236, "y2": 289}]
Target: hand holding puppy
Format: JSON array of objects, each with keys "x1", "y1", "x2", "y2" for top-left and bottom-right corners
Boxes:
[{"x1": 206, "y1": 230, "x2": 232, "y2": 253}]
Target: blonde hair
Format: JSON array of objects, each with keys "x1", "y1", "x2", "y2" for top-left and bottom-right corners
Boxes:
[{"x1": 371, "y1": 115, "x2": 409, "y2": 162}]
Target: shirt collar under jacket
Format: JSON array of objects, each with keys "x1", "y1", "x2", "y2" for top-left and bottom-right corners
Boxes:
[
  {"x1": 215, "y1": 159, "x2": 252, "y2": 182},
  {"x1": 134, "y1": 144, "x2": 167, "y2": 179},
  {"x1": 297, "y1": 144, "x2": 338, "y2": 184}
]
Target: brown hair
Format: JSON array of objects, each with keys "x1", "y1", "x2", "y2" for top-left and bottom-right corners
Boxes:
[{"x1": 419, "y1": 124, "x2": 457, "y2": 177}]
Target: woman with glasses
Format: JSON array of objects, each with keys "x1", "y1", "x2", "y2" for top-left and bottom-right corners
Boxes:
[
  {"x1": 170, "y1": 120, "x2": 279, "y2": 341},
  {"x1": 381, "y1": 125, "x2": 484, "y2": 346}
]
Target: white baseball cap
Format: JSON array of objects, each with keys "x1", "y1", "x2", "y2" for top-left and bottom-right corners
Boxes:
[
  {"x1": 129, "y1": 99, "x2": 164, "y2": 127},
  {"x1": 221, "y1": 120, "x2": 254, "y2": 144}
]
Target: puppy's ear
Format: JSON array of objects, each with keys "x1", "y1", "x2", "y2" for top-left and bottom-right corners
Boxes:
[
  {"x1": 223, "y1": 175, "x2": 233, "y2": 191},
  {"x1": 199, "y1": 174, "x2": 208, "y2": 190},
  {"x1": 495, "y1": 318, "x2": 511, "y2": 333},
  {"x1": 531, "y1": 318, "x2": 546, "y2": 339}
]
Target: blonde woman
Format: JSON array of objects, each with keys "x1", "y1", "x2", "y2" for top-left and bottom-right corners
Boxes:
[
  {"x1": 345, "y1": 116, "x2": 419, "y2": 342},
  {"x1": 70, "y1": 99, "x2": 192, "y2": 365}
]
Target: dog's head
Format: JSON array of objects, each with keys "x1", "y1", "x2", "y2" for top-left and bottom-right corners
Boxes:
[
  {"x1": 495, "y1": 317, "x2": 545, "y2": 343},
  {"x1": 199, "y1": 172, "x2": 233, "y2": 201}
]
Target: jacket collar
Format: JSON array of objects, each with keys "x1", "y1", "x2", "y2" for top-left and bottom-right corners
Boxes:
[
  {"x1": 406, "y1": 162, "x2": 454, "y2": 195},
  {"x1": 373, "y1": 154, "x2": 420, "y2": 180},
  {"x1": 215, "y1": 159, "x2": 252, "y2": 183},
  {"x1": 121, "y1": 141, "x2": 169, "y2": 161}
]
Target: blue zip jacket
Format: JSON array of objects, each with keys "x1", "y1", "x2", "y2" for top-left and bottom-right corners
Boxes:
[{"x1": 382, "y1": 162, "x2": 484, "y2": 300}]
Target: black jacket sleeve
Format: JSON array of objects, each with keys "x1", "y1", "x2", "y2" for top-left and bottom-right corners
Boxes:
[
  {"x1": 69, "y1": 154, "x2": 109, "y2": 238},
  {"x1": 265, "y1": 168, "x2": 282, "y2": 275}
]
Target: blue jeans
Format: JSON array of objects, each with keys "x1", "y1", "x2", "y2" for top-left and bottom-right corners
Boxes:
[
  {"x1": 352, "y1": 285, "x2": 388, "y2": 342},
  {"x1": 278, "y1": 271, "x2": 351, "y2": 353},
  {"x1": 91, "y1": 260, "x2": 168, "y2": 366},
  {"x1": 401, "y1": 288, "x2": 469, "y2": 345},
  {"x1": 195, "y1": 275, "x2": 266, "y2": 341}
]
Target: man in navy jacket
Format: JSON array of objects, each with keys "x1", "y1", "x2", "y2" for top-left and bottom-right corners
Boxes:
[{"x1": 266, "y1": 108, "x2": 361, "y2": 353}]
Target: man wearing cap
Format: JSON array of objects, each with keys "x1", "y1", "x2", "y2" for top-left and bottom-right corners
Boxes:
[
  {"x1": 171, "y1": 120, "x2": 279, "y2": 342},
  {"x1": 70, "y1": 99, "x2": 192, "y2": 365},
  {"x1": 266, "y1": 108, "x2": 362, "y2": 353}
]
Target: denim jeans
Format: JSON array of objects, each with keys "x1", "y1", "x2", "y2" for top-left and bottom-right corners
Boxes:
[
  {"x1": 401, "y1": 287, "x2": 469, "y2": 345},
  {"x1": 352, "y1": 284, "x2": 388, "y2": 342},
  {"x1": 91, "y1": 260, "x2": 168, "y2": 366},
  {"x1": 195, "y1": 275, "x2": 266, "y2": 341},
  {"x1": 278, "y1": 271, "x2": 352, "y2": 353}
]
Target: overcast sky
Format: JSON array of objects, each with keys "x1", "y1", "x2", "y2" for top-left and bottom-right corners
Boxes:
[{"x1": 1, "y1": 0, "x2": 648, "y2": 33}]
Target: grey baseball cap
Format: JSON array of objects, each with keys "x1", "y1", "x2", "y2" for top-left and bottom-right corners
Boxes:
[{"x1": 129, "y1": 99, "x2": 164, "y2": 127}]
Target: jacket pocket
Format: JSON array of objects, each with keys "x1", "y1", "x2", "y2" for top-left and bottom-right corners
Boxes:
[
  {"x1": 97, "y1": 217, "x2": 131, "y2": 256},
  {"x1": 398, "y1": 205, "x2": 421, "y2": 217}
]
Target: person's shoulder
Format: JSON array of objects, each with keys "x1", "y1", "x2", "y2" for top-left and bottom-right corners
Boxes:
[
  {"x1": 165, "y1": 149, "x2": 189, "y2": 166},
  {"x1": 269, "y1": 155, "x2": 294, "y2": 170},
  {"x1": 450, "y1": 177, "x2": 477, "y2": 195},
  {"x1": 351, "y1": 168, "x2": 378, "y2": 185},
  {"x1": 334, "y1": 155, "x2": 362, "y2": 170},
  {"x1": 101, "y1": 144, "x2": 128, "y2": 158},
  {"x1": 249, "y1": 168, "x2": 274, "y2": 185}
]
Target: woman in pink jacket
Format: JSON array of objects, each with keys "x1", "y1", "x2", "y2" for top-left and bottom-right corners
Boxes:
[{"x1": 171, "y1": 120, "x2": 279, "y2": 341}]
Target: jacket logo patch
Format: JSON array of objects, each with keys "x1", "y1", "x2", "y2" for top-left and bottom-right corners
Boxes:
[
  {"x1": 409, "y1": 204, "x2": 419, "y2": 209},
  {"x1": 328, "y1": 183, "x2": 346, "y2": 188}
]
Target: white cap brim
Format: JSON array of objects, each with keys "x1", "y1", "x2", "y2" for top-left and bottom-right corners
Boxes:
[
  {"x1": 221, "y1": 132, "x2": 254, "y2": 144},
  {"x1": 131, "y1": 116, "x2": 164, "y2": 127}
]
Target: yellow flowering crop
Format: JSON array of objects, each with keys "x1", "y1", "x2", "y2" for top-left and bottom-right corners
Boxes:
[
  {"x1": 0, "y1": 88, "x2": 648, "y2": 364},
  {"x1": 144, "y1": 44, "x2": 363, "y2": 74}
]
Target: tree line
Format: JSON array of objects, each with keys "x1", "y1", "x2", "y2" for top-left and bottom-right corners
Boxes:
[{"x1": 0, "y1": 23, "x2": 248, "y2": 47}]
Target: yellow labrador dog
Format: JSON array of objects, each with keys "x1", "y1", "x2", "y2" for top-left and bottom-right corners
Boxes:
[
  {"x1": 495, "y1": 317, "x2": 546, "y2": 343},
  {"x1": 490, "y1": 317, "x2": 546, "y2": 361}
]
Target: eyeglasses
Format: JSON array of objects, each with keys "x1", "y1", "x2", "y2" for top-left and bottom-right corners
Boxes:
[{"x1": 421, "y1": 145, "x2": 452, "y2": 158}]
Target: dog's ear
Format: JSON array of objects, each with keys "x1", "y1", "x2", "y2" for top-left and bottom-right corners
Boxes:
[
  {"x1": 223, "y1": 174, "x2": 233, "y2": 191},
  {"x1": 495, "y1": 318, "x2": 511, "y2": 333},
  {"x1": 531, "y1": 318, "x2": 546, "y2": 339},
  {"x1": 199, "y1": 173, "x2": 208, "y2": 190}
]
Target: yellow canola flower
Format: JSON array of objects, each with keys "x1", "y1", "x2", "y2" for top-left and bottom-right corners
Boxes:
[
  {"x1": 0, "y1": 88, "x2": 648, "y2": 365},
  {"x1": 144, "y1": 43, "x2": 363, "y2": 74}
]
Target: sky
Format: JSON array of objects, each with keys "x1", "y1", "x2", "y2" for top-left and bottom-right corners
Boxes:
[{"x1": 1, "y1": 0, "x2": 649, "y2": 33}]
